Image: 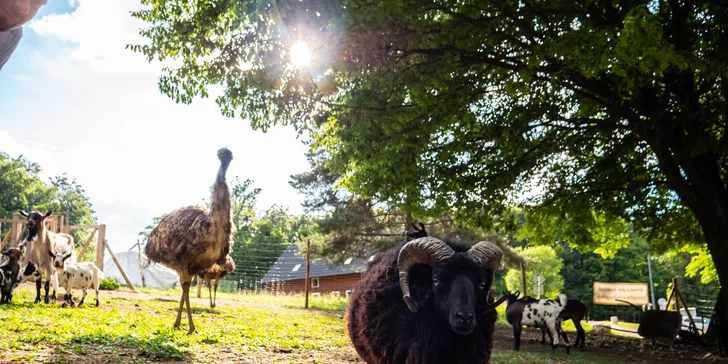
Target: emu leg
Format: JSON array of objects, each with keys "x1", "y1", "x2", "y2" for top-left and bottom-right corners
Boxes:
[
  {"x1": 513, "y1": 325, "x2": 522, "y2": 351},
  {"x1": 173, "y1": 287, "x2": 186, "y2": 328},
  {"x1": 196, "y1": 275, "x2": 202, "y2": 299},
  {"x1": 34, "y1": 277, "x2": 41, "y2": 303},
  {"x1": 213, "y1": 280, "x2": 219, "y2": 308},
  {"x1": 208, "y1": 280, "x2": 213, "y2": 308},
  {"x1": 183, "y1": 282, "x2": 195, "y2": 334}
]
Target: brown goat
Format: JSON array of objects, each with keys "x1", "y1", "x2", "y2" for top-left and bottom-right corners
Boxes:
[{"x1": 18, "y1": 210, "x2": 76, "y2": 304}]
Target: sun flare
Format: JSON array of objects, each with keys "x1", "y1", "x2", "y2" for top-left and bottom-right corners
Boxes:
[{"x1": 290, "y1": 42, "x2": 312, "y2": 68}]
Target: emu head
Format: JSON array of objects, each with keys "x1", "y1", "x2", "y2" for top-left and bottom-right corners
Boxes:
[
  {"x1": 217, "y1": 147, "x2": 233, "y2": 164},
  {"x1": 18, "y1": 210, "x2": 52, "y2": 231},
  {"x1": 2, "y1": 247, "x2": 23, "y2": 261},
  {"x1": 49, "y1": 248, "x2": 72, "y2": 269},
  {"x1": 398, "y1": 237, "x2": 502, "y2": 335}
]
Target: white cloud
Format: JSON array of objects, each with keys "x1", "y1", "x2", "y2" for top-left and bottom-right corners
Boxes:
[
  {"x1": 4, "y1": 0, "x2": 312, "y2": 254},
  {"x1": 29, "y1": 0, "x2": 159, "y2": 74}
]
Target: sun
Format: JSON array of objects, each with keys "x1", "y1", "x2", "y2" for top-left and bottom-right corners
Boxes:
[{"x1": 290, "y1": 42, "x2": 312, "y2": 68}]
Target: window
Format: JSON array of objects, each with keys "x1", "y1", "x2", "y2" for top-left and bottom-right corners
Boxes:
[
  {"x1": 331, "y1": 291, "x2": 340, "y2": 297},
  {"x1": 292, "y1": 264, "x2": 301, "y2": 272},
  {"x1": 346, "y1": 290, "x2": 352, "y2": 298},
  {"x1": 311, "y1": 277, "x2": 320, "y2": 288},
  {"x1": 312, "y1": 292, "x2": 320, "y2": 297}
]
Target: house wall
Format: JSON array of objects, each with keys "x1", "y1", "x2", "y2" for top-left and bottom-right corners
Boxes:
[{"x1": 265, "y1": 273, "x2": 362, "y2": 297}]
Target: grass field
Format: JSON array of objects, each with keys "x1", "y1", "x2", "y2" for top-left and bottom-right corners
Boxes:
[{"x1": 0, "y1": 284, "x2": 714, "y2": 363}]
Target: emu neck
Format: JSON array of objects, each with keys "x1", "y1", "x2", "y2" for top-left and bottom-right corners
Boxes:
[{"x1": 208, "y1": 160, "x2": 232, "y2": 244}]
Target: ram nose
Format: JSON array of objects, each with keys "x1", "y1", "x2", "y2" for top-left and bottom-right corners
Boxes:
[
  {"x1": 54, "y1": 262, "x2": 61, "y2": 268},
  {"x1": 451, "y1": 310, "x2": 476, "y2": 335}
]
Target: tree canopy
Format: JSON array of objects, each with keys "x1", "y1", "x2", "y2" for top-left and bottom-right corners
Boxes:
[
  {"x1": 0, "y1": 152, "x2": 97, "y2": 258},
  {"x1": 130, "y1": 0, "x2": 728, "y2": 324}
]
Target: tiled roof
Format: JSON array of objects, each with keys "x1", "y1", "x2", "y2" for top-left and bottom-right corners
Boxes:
[{"x1": 261, "y1": 245, "x2": 367, "y2": 283}]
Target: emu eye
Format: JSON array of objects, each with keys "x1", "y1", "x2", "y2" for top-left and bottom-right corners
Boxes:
[
  {"x1": 433, "y1": 278, "x2": 441, "y2": 287},
  {"x1": 479, "y1": 282, "x2": 486, "y2": 290}
]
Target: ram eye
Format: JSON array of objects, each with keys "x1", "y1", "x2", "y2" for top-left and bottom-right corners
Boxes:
[
  {"x1": 433, "y1": 278, "x2": 441, "y2": 287},
  {"x1": 479, "y1": 282, "x2": 487, "y2": 290}
]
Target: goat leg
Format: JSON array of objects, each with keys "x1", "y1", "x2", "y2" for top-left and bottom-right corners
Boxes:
[
  {"x1": 78, "y1": 289, "x2": 87, "y2": 306},
  {"x1": 34, "y1": 277, "x2": 41, "y2": 303},
  {"x1": 43, "y1": 279, "x2": 50, "y2": 304}
]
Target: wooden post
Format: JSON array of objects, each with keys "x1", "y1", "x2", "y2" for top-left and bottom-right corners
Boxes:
[
  {"x1": 96, "y1": 224, "x2": 106, "y2": 270},
  {"x1": 304, "y1": 240, "x2": 311, "y2": 309},
  {"x1": 520, "y1": 261, "x2": 528, "y2": 297},
  {"x1": 10, "y1": 214, "x2": 19, "y2": 247},
  {"x1": 104, "y1": 242, "x2": 135, "y2": 292},
  {"x1": 77, "y1": 229, "x2": 98, "y2": 260},
  {"x1": 137, "y1": 240, "x2": 146, "y2": 288}
]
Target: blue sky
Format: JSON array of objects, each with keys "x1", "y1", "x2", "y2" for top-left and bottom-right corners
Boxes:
[{"x1": 0, "y1": 0, "x2": 310, "y2": 251}]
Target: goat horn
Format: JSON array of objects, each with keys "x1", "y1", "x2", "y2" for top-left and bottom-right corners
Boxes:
[
  {"x1": 467, "y1": 241, "x2": 503, "y2": 271},
  {"x1": 397, "y1": 237, "x2": 455, "y2": 313}
]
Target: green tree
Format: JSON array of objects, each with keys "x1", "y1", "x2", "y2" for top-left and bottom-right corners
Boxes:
[
  {"x1": 130, "y1": 1, "x2": 728, "y2": 330},
  {"x1": 505, "y1": 246, "x2": 564, "y2": 299},
  {"x1": 1, "y1": 152, "x2": 96, "y2": 258}
]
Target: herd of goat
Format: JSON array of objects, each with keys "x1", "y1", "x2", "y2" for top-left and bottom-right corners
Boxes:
[{"x1": 0, "y1": 210, "x2": 103, "y2": 307}]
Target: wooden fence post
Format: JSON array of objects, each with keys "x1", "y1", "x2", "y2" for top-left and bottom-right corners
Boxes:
[
  {"x1": 96, "y1": 224, "x2": 106, "y2": 270},
  {"x1": 520, "y1": 261, "x2": 528, "y2": 297},
  {"x1": 305, "y1": 240, "x2": 311, "y2": 309},
  {"x1": 104, "y1": 242, "x2": 135, "y2": 291},
  {"x1": 137, "y1": 240, "x2": 146, "y2": 288},
  {"x1": 10, "y1": 214, "x2": 19, "y2": 247}
]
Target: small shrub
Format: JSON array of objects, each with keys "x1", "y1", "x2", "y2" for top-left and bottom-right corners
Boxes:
[{"x1": 99, "y1": 278, "x2": 120, "y2": 290}]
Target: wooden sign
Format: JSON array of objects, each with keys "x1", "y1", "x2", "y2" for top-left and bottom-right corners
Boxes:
[{"x1": 593, "y1": 282, "x2": 649, "y2": 306}]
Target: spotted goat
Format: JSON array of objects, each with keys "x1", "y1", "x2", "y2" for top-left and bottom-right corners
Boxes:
[
  {"x1": 49, "y1": 249, "x2": 103, "y2": 307},
  {"x1": 0, "y1": 247, "x2": 24, "y2": 303},
  {"x1": 505, "y1": 290, "x2": 570, "y2": 353}
]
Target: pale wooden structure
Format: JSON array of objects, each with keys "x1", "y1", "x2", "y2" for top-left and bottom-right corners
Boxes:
[{"x1": 0, "y1": 212, "x2": 135, "y2": 292}]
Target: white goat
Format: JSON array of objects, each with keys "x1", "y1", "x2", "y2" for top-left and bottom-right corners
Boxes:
[{"x1": 50, "y1": 251, "x2": 103, "y2": 307}]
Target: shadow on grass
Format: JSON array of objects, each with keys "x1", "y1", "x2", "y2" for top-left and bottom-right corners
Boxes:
[{"x1": 52, "y1": 331, "x2": 190, "y2": 362}]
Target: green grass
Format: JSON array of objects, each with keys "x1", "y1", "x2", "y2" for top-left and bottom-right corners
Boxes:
[
  {"x1": 1, "y1": 286, "x2": 348, "y2": 363},
  {"x1": 492, "y1": 351, "x2": 621, "y2": 363},
  {"x1": 1, "y1": 286, "x2": 627, "y2": 363},
  {"x1": 136, "y1": 286, "x2": 349, "y2": 311}
]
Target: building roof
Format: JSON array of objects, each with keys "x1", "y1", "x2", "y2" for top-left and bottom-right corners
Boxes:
[{"x1": 261, "y1": 245, "x2": 368, "y2": 283}]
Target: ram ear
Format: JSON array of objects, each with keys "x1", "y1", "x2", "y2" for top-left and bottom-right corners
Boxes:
[
  {"x1": 48, "y1": 250, "x2": 55, "y2": 259},
  {"x1": 43, "y1": 211, "x2": 52, "y2": 219}
]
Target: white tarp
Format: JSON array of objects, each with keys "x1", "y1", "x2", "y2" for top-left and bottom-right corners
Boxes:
[{"x1": 103, "y1": 251, "x2": 179, "y2": 289}]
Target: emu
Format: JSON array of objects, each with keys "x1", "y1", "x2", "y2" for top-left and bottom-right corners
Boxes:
[
  {"x1": 347, "y1": 236, "x2": 503, "y2": 363},
  {"x1": 18, "y1": 210, "x2": 76, "y2": 303}
]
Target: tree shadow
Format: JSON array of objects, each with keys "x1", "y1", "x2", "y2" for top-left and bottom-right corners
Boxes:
[{"x1": 47, "y1": 332, "x2": 191, "y2": 362}]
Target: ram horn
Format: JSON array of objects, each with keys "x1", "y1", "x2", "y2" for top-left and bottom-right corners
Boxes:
[
  {"x1": 397, "y1": 237, "x2": 455, "y2": 312},
  {"x1": 467, "y1": 241, "x2": 503, "y2": 271}
]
